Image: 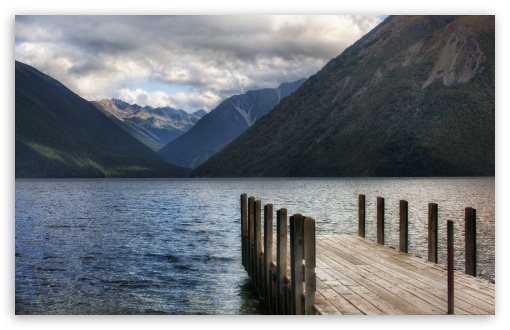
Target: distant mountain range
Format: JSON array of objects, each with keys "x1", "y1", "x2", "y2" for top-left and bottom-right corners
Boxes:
[
  {"x1": 158, "y1": 78, "x2": 306, "y2": 168},
  {"x1": 15, "y1": 15, "x2": 495, "y2": 179},
  {"x1": 15, "y1": 60, "x2": 190, "y2": 178},
  {"x1": 193, "y1": 15, "x2": 495, "y2": 177},
  {"x1": 91, "y1": 99, "x2": 206, "y2": 151}
]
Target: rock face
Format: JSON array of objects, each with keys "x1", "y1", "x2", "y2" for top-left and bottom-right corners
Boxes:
[
  {"x1": 91, "y1": 99, "x2": 205, "y2": 151},
  {"x1": 15, "y1": 60, "x2": 190, "y2": 178},
  {"x1": 192, "y1": 16, "x2": 495, "y2": 177},
  {"x1": 157, "y1": 79, "x2": 306, "y2": 168}
]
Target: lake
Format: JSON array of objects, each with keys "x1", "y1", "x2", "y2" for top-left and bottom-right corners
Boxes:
[{"x1": 14, "y1": 177, "x2": 495, "y2": 315}]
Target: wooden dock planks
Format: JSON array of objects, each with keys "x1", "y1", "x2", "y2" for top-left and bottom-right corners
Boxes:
[
  {"x1": 242, "y1": 194, "x2": 494, "y2": 316},
  {"x1": 313, "y1": 235, "x2": 495, "y2": 315}
]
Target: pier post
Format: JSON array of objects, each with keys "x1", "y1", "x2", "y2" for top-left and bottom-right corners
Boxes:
[
  {"x1": 399, "y1": 200, "x2": 409, "y2": 253},
  {"x1": 359, "y1": 194, "x2": 366, "y2": 238},
  {"x1": 248, "y1": 196, "x2": 255, "y2": 277},
  {"x1": 283, "y1": 284, "x2": 289, "y2": 315},
  {"x1": 377, "y1": 197, "x2": 385, "y2": 245},
  {"x1": 447, "y1": 220, "x2": 455, "y2": 314},
  {"x1": 304, "y1": 217, "x2": 316, "y2": 315},
  {"x1": 241, "y1": 194, "x2": 248, "y2": 269},
  {"x1": 428, "y1": 203, "x2": 438, "y2": 263},
  {"x1": 465, "y1": 207, "x2": 477, "y2": 277},
  {"x1": 269, "y1": 266, "x2": 275, "y2": 313},
  {"x1": 290, "y1": 214, "x2": 304, "y2": 315},
  {"x1": 254, "y1": 200, "x2": 262, "y2": 294},
  {"x1": 276, "y1": 208, "x2": 288, "y2": 314},
  {"x1": 264, "y1": 204, "x2": 274, "y2": 307}
]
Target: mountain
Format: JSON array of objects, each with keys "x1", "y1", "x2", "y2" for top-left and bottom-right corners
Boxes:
[
  {"x1": 91, "y1": 99, "x2": 206, "y2": 151},
  {"x1": 15, "y1": 61, "x2": 190, "y2": 178},
  {"x1": 192, "y1": 16, "x2": 495, "y2": 177},
  {"x1": 157, "y1": 79, "x2": 306, "y2": 168}
]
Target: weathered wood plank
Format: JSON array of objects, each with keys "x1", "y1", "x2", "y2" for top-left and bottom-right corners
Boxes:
[
  {"x1": 359, "y1": 194, "x2": 365, "y2": 238},
  {"x1": 377, "y1": 197, "x2": 385, "y2": 245},
  {"x1": 316, "y1": 251, "x2": 430, "y2": 315},
  {"x1": 245, "y1": 208, "x2": 494, "y2": 316},
  {"x1": 304, "y1": 217, "x2": 316, "y2": 315},
  {"x1": 263, "y1": 204, "x2": 274, "y2": 308},
  {"x1": 399, "y1": 200, "x2": 408, "y2": 253},
  {"x1": 242, "y1": 193, "x2": 494, "y2": 316},
  {"x1": 275, "y1": 208, "x2": 287, "y2": 315},
  {"x1": 241, "y1": 194, "x2": 247, "y2": 269},
  {"x1": 465, "y1": 207, "x2": 477, "y2": 277},
  {"x1": 290, "y1": 214, "x2": 304, "y2": 315},
  {"x1": 313, "y1": 235, "x2": 495, "y2": 315},
  {"x1": 348, "y1": 285, "x2": 406, "y2": 315},
  {"x1": 316, "y1": 283, "x2": 364, "y2": 315},
  {"x1": 428, "y1": 203, "x2": 438, "y2": 263}
]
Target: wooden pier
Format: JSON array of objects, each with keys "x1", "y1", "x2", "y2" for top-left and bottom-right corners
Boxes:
[{"x1": 240, "y1": 193, "x2": 495, "y2": 315}]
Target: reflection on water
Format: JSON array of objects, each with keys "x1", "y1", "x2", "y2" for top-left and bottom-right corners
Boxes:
[
  {"x1": 15, "y1": 177, "x2": 494, "y2": 314},
  {"x1": 236, "y1": 279, "x2": 270, "y2": 315}
]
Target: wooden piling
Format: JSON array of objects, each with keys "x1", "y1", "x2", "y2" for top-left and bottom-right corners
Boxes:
[
  {"x1": 247, "y1": 196, "x2": 255, "y2": 277},
  {"x1": 428, "y1": 203, "x2": 438, "y2": 263},
  {"x1": 447, "y1": 220, "x2": 455, "y2": 314},
  {"x1": 283, "y1": 283, "x2": 289, "y2": 315},
  {"x1": 254, "y1": 200, "x2": 262, "y2": 294},
  {"x1": 268, "y1": 267, "x2": 274, "y2": 313},
  {"x1": 399, "y1": 200, "x2": 409, "y2": 253},
  {"x1": 377, "y1": 197, "x2": 385, "y2": 245},
  {"x1": 290, "y1": 214, "x2": 304, "y2": 315},
  {"x1": 465, "y1": 207, "x2": 477, "y2": 277},
  {"x1": 304, "y1": 217, "x2": 316, "y2": 315},
  {"x1": 258, "y1": 258, "x2": 263, "y2": 300},
  {"x1": 264, "y1": 204, "x2": 274, "y2": 307},
  {"x1": 241, "y1": 194, "x2": 247, "y2": 269},
  {"x1": 238, "y1": 193, "x2": 493, "y2": 316},
  {"x1": 359, "y1": 194, "x2": 365, "y2": 238},
  {"x1": 276, "y1": 208, "x2": 287, "y2": 315}
]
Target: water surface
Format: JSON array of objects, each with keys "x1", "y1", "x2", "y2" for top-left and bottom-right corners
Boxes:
[{"x1": 15, "y1": 177, "x2": 495, "y2": 314}]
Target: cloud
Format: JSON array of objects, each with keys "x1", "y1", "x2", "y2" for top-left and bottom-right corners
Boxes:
[
  {"x1": 113, "y1": 88, "x2": 222, "y2": 111},
  {"x1": 15, "y1": 15, "x2": 383, "y2": 112}
]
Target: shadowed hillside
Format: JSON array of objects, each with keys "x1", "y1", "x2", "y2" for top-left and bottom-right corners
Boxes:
[
  {"x1": 15, "y1": 61, "x2": 190, "y2": 178},
  {"x1": 158, "y1": 79, "x2": 305, "y2": 168},
  {"x1": 193, "y1": 16, "x2": 495, "y2": 177}
]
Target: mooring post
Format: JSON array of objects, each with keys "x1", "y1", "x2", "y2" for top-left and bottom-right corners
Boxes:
[
  {"x1": 447, "y1": 220, "x2": 455, "y2": 314},
  {"x1": 241, "y1": 194, "x2": 248, "y2": 269},
  {"x1": 268, "y1": 266, "x2": 274, "y2": 313},
  {"x1": 258, "y1": 257, "x2": 263, "y2": 300},
  {"x1": 465, "y1": 207, "x2": 477, "y2": 277},
  {"x1": 377, "y1": 197, "x2": 385, "y2": 245},
  {"x1": 359, "y1": 194, "x2": 366, "y2": 238},
  {"x1": 304, "y1": 217, "x2": 316, "y2": 315},
  {"x1": 254, "y1": 200, "x2": 262, "y2": 293},
  {"x1": 248, "y1": 196, "x2": 255, "y2": 277},
  {"x1": 428, "y1": 203, "x2": 438, "y2": 263},
  {"x1": 264, "y1": 204, "x2": 274, "y2": 307},
  {"x1": 399, "y1": 200, "x2": 409, "y2": 253},
  {"x1": 290, "y1": 214, "x2": 304, "y2": 315},
  {"x1": 276, "y1": 208, "x2": 287, "y2": 314},
  {"x1": 283, "y1": 283, "x2": 289, "y2": 315}
]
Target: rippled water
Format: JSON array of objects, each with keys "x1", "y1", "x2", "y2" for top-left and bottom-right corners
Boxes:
[{"x1": 15, "y1": 177, "x2": 495, "y2": 314}]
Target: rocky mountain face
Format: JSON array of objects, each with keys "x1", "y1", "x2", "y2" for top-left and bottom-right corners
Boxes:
[
  {"x1": 15, "y1": 61, "x2": 190, "y2": 178},
  {"x1": 91, "y1": 99, "x2": 206, "y2": 151},
  {"x1": 192, "y1": 16, "x2": 494, "y2": 177},
  {"x1": 158, "y1": 79, "x2": 306, "y2": 168}
]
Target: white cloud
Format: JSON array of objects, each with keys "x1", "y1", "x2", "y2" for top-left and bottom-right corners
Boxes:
[
  {"x1": 15, "y1": 15, "x2": 383, "y2": 112},
  {"x1": 113, "y1": 88, "x2": 222, "y2": 112}
]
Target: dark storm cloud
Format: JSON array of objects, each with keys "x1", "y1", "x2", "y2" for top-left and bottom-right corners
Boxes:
[{"x1": 15, "y1": 15, "x2": 383, "y2": 111}]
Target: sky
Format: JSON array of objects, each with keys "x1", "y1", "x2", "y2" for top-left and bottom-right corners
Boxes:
[{"x1": 14, "y1": 15, "x2": 385, "y2": 112}]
